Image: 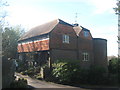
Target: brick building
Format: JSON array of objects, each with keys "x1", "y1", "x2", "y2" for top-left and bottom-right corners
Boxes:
[{"x1": 17, "y1": 19, "x2": 107, "y2": 69}]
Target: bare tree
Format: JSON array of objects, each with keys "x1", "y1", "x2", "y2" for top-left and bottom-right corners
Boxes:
[{"x1": 0, "y1": 0, "x2": 9, "y2": 28}]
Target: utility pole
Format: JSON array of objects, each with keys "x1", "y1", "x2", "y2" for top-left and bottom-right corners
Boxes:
[
  {"x1": 114, "y1": 0, "x2": 120, "y2": 58},
  {"x1": 114, "y1": 0, "x2": 120, "y2": 84},
  {"x1": 118, "y1": 1, "x2": 120, "y2": 58}
]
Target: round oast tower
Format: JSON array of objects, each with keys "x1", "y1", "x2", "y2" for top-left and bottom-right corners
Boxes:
[{"x1": 93, "y1": 38, "x2": 107, "y2": 70}]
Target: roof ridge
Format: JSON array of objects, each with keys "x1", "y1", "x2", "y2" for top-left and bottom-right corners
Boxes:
[{"x1": 58, "y1": 19, "x2": 73, "y2": 27}]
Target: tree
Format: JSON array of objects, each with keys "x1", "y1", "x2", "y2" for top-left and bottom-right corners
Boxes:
[
  {"x1": 2, "y1": 25, "x2": 25, "y2": 88},
  {"x1": 108, "y1": 58, "x2": 118, "y2": 74},
  {"x1": 0, "y1": 1, "x2": 25, "y2": 88},
  {"x1": 2, "y1": 26, "x2": 25, "y2": 59},
  {"x1": 114, "y1": 0, "x2": 120, "y2": 14},
  {"x1": 0, "y1": 0, "x2": 9, "y2": 27}
]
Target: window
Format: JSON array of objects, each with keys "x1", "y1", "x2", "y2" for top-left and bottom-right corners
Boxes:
[
  {"x1": 82, "y1": 52, "x2": 89, "y2": 61},
  {"x1": 84, "y1": 31, "x2": 89, "y2": 37},
  {"x1": 63, "y1": 34, "x2": 69, "y2": 44}
]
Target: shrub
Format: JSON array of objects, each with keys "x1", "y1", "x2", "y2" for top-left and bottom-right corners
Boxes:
[
  {"x1": 18, "y1": 78, "x2": 28, "y2": 84},
  {"x1": 78, "y1": 69, "x2": 89, "y2": 84},
  {"x1": 52, "y1": 61, "x2": 81, "y2": 84},
  {"x1": 108, "y1": 58, "x2": 120, "y2": 85},
  {"x1": 108, "y1": 58, "x2": 118, "y2": 74},
  {"x1": 52, "y1": 60, "x2": 108, "y2": 85},
  {"x1": 10, "y1": 78, "x2": 28, "y2": 88},
  {"x1": 34, "y1": 74, "x2": 43, "y2": 80},
  {"x1": 87, "y1": 66, "x2": 107, "y2": 85},
  {"x1": 16, "y1": 60, "x2": 28, "y2": 73},
  {"x1": 107, "y1": 74, "x2": 118, "y2": 85},
  {"x1": 34, "y1": 66, "x2": 41, "y2": 73},
  {"x1": 24, "y1": 67, "x2": 36, "y2": 76}
]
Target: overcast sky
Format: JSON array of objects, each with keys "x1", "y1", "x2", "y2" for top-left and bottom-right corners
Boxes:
[{"x1": 5, "y1": 0, "x2": 118, "y2": 56}]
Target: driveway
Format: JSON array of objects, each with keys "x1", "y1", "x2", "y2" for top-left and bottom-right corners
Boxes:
[
  {"x1": 15, "y1": 73, "x2": 87, "y2": 89},
  {"x1": 15, "y1": 73, "x2": 120, "y2": 90}
]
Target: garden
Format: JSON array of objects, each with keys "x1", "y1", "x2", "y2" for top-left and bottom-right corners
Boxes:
[{"x1": 16, "y1": 57, "x2": 120, "y2": 87}]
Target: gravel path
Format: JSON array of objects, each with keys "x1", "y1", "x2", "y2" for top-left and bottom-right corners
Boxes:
[
  {"x1": 15, "y1": 73, "x2": 120, "y2": 90},
  {"x1": 15, "y1": 72, "x2": 87, "y2": 89}
]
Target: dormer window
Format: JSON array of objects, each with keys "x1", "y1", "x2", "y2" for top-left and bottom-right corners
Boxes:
[
  {"x1": 63, "y1": 34, "x2": 69, "y2": 44},
  {"x1": 84, "y1": 31, "x2": 89, "y2": 37}
]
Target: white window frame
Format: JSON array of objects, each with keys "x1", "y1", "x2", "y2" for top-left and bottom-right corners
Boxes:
[
  {"x1": 82, "y1": 52, "x2": 89, "y2": 61},
  {"x1": 63, "y1": 34, "x2": 69, "y2": 44}
]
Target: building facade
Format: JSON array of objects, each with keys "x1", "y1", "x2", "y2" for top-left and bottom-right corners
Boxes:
[{"x1": 17, "y1": 19, "x2": 107, "y2": 69}]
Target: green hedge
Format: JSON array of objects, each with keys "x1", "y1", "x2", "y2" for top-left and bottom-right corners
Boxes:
[
  {"x1": 52, "y1": 60, "x2": 107, "y2": 85},
  {"x1": 52, "y1": 61, "x2": 81, "y2": 84},
  {"x1": 10, "y1": 78, "x2": 28, "y2": 88}
]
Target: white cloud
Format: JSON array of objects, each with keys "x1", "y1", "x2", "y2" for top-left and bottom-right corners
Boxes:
[
  {"x1": 50, "y1": 0, "x2": 117, "y2": 14},
  {"x1": 6, "y1": 5, "x2": 58, "y2": 30},
  {"x1": 90, "y1": 25, "x2": 118, "y2": 56},
  {"x1": 87, "y1": 0, "x2": 116, "y2": 14}
]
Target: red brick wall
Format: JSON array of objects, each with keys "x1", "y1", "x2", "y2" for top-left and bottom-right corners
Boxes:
[
  {"x1": 77, "y1": 31, "x2": 94, "y2": 68},
  {"x1": 50, "y1": 23, "x2": 77, "y2": 50},
  {"x1": 50, "y1": 49, "x2": 77, "y2": 63},
  {"x1": 78, "y1": 38, "x2": 93, "y2": 50},
  {"x1": 79, "y1": 30, "x2": 93, "y2": 40}
]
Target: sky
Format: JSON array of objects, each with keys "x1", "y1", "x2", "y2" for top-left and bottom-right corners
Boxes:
[{"x1": 3, "y1": 0, "x2": 118, "y2": 56}]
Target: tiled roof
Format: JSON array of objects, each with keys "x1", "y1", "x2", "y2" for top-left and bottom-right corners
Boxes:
[
  {"x1": 19, "y1": 19, "x2": 73, "y2": 41},
  {"x1": 19, "y1": 19, "x2": 59, "y2": 41}
]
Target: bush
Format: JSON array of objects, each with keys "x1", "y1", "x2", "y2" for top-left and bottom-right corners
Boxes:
[
  {"x1": 78, "y1": 69, "x2": 89, "y2": 84},
  {"x1": 52, "y1": 61, "x2": 81, "y2": 84},
  {"x1": 20, "y1": 66, "x2": 41, "y2": 76},
  {"x1": 107, "y1": 74, "x2": 118, "y2": 85},
  {"x1": 52, "y1": 60, "x2": 107, "y2": 85},
  {"x1": 87, "y1": 66, "x2": 107, "y2": 85},
  {"x1": 2, "y1": 57, "x2": 15, "y2": 88},
  {"x1": 26, "y1": 67, "x2": 35, "y2": 76},
  {"x1": 34, "y1": 74, "x2": 43, "y2": 80},
  {"x1": 10, "y1": 78, "x2": 28, "y2": 88},
  {"x1": 16, "y1": 60, "x2": 28, "y2": 73},
  {"x1": 34, "y1": 66, "x2": 41, "y2": 73},
  {"x1": 108, "y1": 58, "x2": 120, "y2": 85}
]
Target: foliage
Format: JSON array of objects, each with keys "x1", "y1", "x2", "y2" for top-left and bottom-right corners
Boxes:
[
  {"x1": 16, "y1": 59, "x2": 28, "y2": 73},
  {"x1": 20, "y1": 66, "x2": 41, "y2": 78},
  {"x1": 87, "y1": 66, "x2": 107, "y2": 85},
  {"x1": 34, "y1": 73, "x2": 43, "y2": 80},
  {"x1": 108, "y1": 58, "x2": 120, "y2": 85},
  {"x1": 2, "y1": 57, "x2": 16, "y2": 88},
  {"x1": 26, "y1": 67, "x2": 36, "y2": 76},
  {"x1": 10, "y1": 78, "x2": 28, "y2": 88},
  {"x1": 20, "y1": 67, "x2": 35, "y2": 76},
  {"x1": 52, "y1": 60, "x2": 107, "y2": 85},
  {"x1": 52, "y1": 61, "x2": 81, "y2": 84},
  {"x1": 107, "y1": 74, "x2": 118, "y2": 85},
  {"x1": 2, "y1": 26, "x2": 25, "y2": 59},
  {"x1": 114, "y1": 0, "x2": 120, "y2": 15},
  {"x1": 108, "y1": 58, "x2": 118, "y2": 74},
  {"x1": 0, "y1": 0, "x2": 9, "y2": 26}
]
